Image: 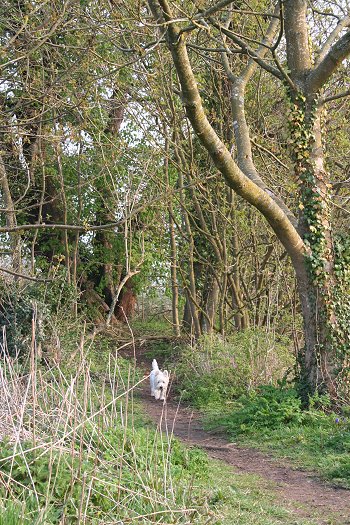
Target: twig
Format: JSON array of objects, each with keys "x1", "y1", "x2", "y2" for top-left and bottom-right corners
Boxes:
[{"x1": 0, "y1": 266, "x2": 52, "y2": 282}]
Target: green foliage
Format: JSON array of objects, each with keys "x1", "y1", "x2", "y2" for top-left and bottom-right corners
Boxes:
[
  {"x1": 0, "y1": 283, "x2": 45, "y2": 358},
  {"x1": 131, "y1": 318, "x2": 173, "y2": 338},
  {"x1": 0, "y1": 503, "x2": 26, "y2": 525},
  {"x1": 0, "y1": 443, "x2": 85, "y2": 522},
  {"x1": 287, "y1": 91, "x2": 328, "y2": 286},
  {"x1": 331, "y1": 235, "x2": 350, "y2": 372},
  {"x1": 101, "y1": 425, "x2": 209, "y2": 483},
  {"x1": 171, "y1": 328, "x2": 350, "y2": 487},
  {"x1": 173, "y1": 330, "x2": 293, "y2": 408},
  {"x1": 211, "y1": 384, "x2": 305, "y2": 434},
  {"x1": 0, "y1": 424, "x2": 209, "y2": 524},
  {"x1": 0, "y1": 500, "x2": 57, "y2": 525},
  {"x1": 204, "y1": 386, "x2": 350, "y2": 487},
  {"x1": 0, "y1": 269, "x2": 78, "y2": 359}
]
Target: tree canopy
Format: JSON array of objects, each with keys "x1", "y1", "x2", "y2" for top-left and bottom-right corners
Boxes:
[{"x1": 1, "y1": 0, "x2": 350, "y2": 400}]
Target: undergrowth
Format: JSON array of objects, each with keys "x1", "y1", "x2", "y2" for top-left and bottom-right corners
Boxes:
[
  {"x1": 171, "y1": 332, "x2": 350, "y2": 488},
  {"x1": 0, "y1": 290, "x2": 347, "y2": 524},
  {"x1": 0, "y1": 336, "x2": 211, "y2": 524},
  {"x1": 203, "y1": 386, "x2": 350, "y2": 488},
  {"x1": 0, "y1": 324, "x2": 317, "y2": 525},
  {"x1": 173, "y1": 331, "x2": 293, "y2": 408}
]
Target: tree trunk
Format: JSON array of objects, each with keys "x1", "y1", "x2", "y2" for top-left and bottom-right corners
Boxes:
[
  {"x1": 164, "y1": 130, "x2": 181, "y2": 337},
  {"x1": 0, "y1": 155, "x2": 21, "y2": 273},
  {"x1": 90, "y1": 95, "x2": 126, "y2": 315},
  {"x1": 148, "y1": 0, "x2": 350, "y2": 400},
  {"x1": 284, "y1": 0, "x2": 343, "y2": 399},
  {"x1": 231, "y1": 229, "x2": 249, "y2": 330},
  {"x1": 295, "y1": 261, "x2": 338, "y2": 401},
  {"x1": 115, "y1": 279, "x2": 137, "y2": 321},
  {"x1": 201, "y1": 276, "x2": 219, "y2": 334},
  {"x1": 169, "y1": 208, "x2": 181, "y2": 336}
]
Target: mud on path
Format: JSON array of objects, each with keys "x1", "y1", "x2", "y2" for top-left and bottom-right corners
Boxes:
[{"x1": 123, "y1": 344, "x2": 350, "y2": 524}]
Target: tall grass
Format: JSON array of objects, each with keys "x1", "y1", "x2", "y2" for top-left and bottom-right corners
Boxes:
[
  {"x1": 173, "y1": 331, "x2": 293, "y2": 408},
  {"x1": 0, "y1": 326, "x2": 208, "y2": 524}
]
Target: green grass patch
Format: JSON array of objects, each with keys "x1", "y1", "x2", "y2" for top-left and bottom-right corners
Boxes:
[
  {"x1": 201, "y1": 462, "x2": 317, "y2": 525},
  {"x1": 131, "y1": 318, "x2": 174, "y2": 337},
  {"x1": 0, "y1": 426, "x2": 210, "y2": 524},
  {"x1": 203, "y1": 387, "x2": 350, "y2": 488},
  {"x1": 169, "y1": 332, "x2": 350, "y2": 489}
]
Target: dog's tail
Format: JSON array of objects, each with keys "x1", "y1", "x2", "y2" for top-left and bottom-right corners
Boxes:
[{"x1": 152, "y1": 359, "x2": 159, "y2": 370}]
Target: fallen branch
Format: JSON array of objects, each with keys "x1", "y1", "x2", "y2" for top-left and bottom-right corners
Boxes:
[{"x1": 0, "y1": 266, "x2": 51, "y2": 282}]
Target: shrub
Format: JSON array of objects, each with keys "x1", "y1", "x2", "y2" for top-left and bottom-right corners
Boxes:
[
  {"x1": 173, "y1": 330, "x2": 293, "y2": 408},
  {"x1": 0, "y1": 282, "x2": 43, "y2": 358},
  {"x1": 215, "y1": 385, "x2": 305, "y2": 435},
  {"x1": 0, "y1": 269, "x2": 78, "y2": 360}
]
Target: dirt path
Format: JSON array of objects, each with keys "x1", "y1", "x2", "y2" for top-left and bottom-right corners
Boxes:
[{"x1": 125, "y1": 346, "x2": 350, "y2": 524}]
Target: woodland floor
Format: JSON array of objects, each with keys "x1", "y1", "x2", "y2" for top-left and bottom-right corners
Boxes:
[{"x1": 122, "y1": 343, "x2": 350, "y2": 525}]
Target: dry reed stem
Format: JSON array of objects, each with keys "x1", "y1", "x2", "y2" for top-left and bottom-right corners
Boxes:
[{"x1": 0, "y1": 329, "x2": 199, "y2": 524}]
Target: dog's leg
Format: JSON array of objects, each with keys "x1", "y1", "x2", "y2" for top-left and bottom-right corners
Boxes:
[
  {"x1": 150, "y1": 373, "x2": 155, "y2": 396},
  {"x1": 160, "y1": 371, "x2": 169, "y2": 400}
]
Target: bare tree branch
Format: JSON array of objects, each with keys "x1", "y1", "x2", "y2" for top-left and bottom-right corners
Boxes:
[
  {"x1": 322, "y1": 88, "x2": 350, "y2": 103},
  {"x1": 212, "y1": 21, "x2": 283, "y2": 79},
  {"x1": 308, "y1": 29, "x2": 350, "y2": 93},
  {"x1": 0, "y1": 266, "x2": 51, "y2": 282},
  {"x1": 0, "y1": 223, "x2": 122, "y2": 234},
  {"x1": 148, "y1": 0, "x2": 306, "y2": 267},
  {"x1": 193, "y1": 0, "x2": 235, "y2": 20},
  {"x1": 316, "y1": 15, "x2": 350, "y2": 66}
]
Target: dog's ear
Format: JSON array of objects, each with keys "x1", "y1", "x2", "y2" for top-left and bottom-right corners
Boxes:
[
  {"x1": 154, "y1": 369, "x2": 160, "y2": 376},
  {"x1": 163, "y1": 370, "x2": 169, "y2": 377}
]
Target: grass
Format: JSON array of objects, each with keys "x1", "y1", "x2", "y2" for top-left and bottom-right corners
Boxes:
[
  {"x1": 0, "y1": 315, "x2": 347, "y2": 525},
  {"x1": 131, "y1": 317, "x2": 174, "y2": 338},
  {"x1": 0, "y1": 333, "x2": 211, "y2": 524},
  {"x1": 201, "y1": 463, "x2": 318, "y2": 525},
  {"x1": 197, "y1": 385, "x2": 350, "y2": 488},
  {"x1": 165, "y1": 333, "x2": 350, "y2": 489},
  {"x1": 214, "y1": 417, "x2": 350, "y2": 488},
  {"x1": 0, "y1": 328, "x2": 324, "y2": 525}
]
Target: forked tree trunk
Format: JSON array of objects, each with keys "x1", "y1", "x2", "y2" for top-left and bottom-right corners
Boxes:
[
  {"x1": 148, "y1": 0, "x2": 350, "y2": 400},
  {"x1": 283, "y1": 0, "x2": 347, "y2": 399}
]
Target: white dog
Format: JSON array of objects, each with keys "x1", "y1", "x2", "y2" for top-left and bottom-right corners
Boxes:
[{"x1": 150, "y1": 359, "x2": 169, "y2": 401}]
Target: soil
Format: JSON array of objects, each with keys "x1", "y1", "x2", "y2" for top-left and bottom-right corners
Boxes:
[{"x1": 123, "y1": 344, "x2": 350, "y2": 524}]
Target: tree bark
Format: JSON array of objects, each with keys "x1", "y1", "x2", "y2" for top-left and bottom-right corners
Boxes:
[
  {"x1": 0, "y1": 155, "x2": 21, "y2": 273},
  {"x1": 284, "y1": 0, "x2": 341, "y2": 398},
  {"x1": 149, "y1": 0, "x2": 350, "y2": 399},
  {"x1": 201, "y1": 275, "x2": 219, "y2": 334},
  {"x1": 149, "y1": 0, "x2": 305, "y2": 268}
]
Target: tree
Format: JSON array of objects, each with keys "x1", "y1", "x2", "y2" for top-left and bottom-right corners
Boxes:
[
  {"x1": 146, "y1": 0, "x2": 350, "y2": 400},
  {"x1": 0, "y1": 0, "x2": 150, "y2": 321}
]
